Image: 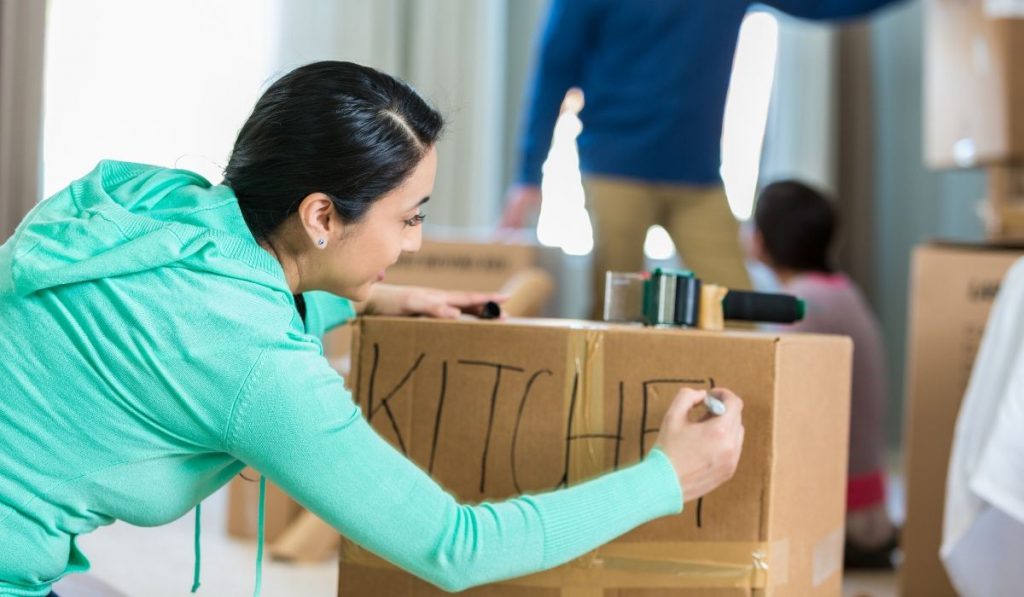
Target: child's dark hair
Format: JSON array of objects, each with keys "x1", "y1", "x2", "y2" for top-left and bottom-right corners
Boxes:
[
  {"x1": 224, "y1": 61, "x2": 444, "y2": 241},
  {"x1": 754, "y1": 180, "x2": 837, "y2": 273}
]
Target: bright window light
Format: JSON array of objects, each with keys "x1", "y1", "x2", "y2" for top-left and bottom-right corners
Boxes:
[
  {"x1": 536, "y1": 89, "x2": 593, "y2": 256},
  {"x1": 42, "y1": 0, "x2": 282, "y2": 198},
  {"x1": 720, "y1": 11, "x2": 779, "y2": 221},
  {"x1": 643, "y1": 225, "x2": 676, "y2": 261}
]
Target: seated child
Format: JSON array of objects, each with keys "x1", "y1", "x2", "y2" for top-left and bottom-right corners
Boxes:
[{"x1": 750, "y1": 180, "x2": 898, "y2": 569}]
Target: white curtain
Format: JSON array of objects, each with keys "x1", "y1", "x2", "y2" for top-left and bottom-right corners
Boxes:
[
  {"x1": 274, "y1": 0, "x2": 545, "y2": 229},
  {"x1": 758, "y1": 13, "x2": 838, "y2": 194},
  {"x1": 0, "y1": 0, "x2": 46, "y2": 241}
]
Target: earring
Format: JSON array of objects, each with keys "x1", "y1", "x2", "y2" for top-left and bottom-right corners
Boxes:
[{"x1": 317, "y1": 238, "x2": 326, "y2": 248}]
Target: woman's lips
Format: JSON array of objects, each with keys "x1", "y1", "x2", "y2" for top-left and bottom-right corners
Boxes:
[{"x1": 376, "y1": 271, "x2": 386, "y2": 282}]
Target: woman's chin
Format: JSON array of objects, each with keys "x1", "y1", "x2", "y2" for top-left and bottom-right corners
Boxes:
[{"x1": 346, "y1": 281, "x2": 377, "y2": 302}]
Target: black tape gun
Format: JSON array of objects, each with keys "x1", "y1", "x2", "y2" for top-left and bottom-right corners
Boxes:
[{"x1": 604, "y1": 268, "x2": 805, "y2": 330}]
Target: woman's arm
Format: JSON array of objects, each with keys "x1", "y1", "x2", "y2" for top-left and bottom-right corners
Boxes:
[
  {"x1": 356, "y1": 284, "x2": 505, "y2": 319},
  {"x1": 224, "y1": 346, "x2": 681, "y2": 592},
  {"x1": 301, "y1": 285, "x2": 504, "y2": 337}
]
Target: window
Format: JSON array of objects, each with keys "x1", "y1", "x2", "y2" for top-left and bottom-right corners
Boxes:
[
  {"x1": 536, "y1": 88, "x2": 592, "y2": 256},
  {"x1": 720, "y1": 11, "x2": 779, "y2": 221},
  {"x1": 42, "y1": 0, "x2": 282, "y2": 197}
]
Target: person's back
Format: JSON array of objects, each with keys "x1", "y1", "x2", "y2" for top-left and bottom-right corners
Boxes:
[
  {"x1": 514, "y1": 0, "x2": 900, "y2": 187},
  {"x1": 751, "y1": 180, "x2": 897, "y2": 568},
  {"x1": 521, "y1": 1, "x2": 748, "y2": 185}
]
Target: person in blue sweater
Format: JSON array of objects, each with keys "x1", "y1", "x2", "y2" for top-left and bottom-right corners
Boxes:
[{"x1": 502, "y1": 0, "x2": 899, "y2": 319}]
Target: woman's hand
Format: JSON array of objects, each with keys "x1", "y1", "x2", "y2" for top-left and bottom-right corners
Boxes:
[
  {"x1": 656, "y1": 387, "x2": 745, "y2": 503},
  {"x1": 362, "y1": 284, "x2": 507, "y2": 320}
]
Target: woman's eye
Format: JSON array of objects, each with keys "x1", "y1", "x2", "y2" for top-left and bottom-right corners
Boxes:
[{"x1": 404, "y1": 213, "x2": 426, "y2": 227}]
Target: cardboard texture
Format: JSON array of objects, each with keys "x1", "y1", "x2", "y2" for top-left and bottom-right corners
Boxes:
[
  {"x1": 270, "y1": 510, "x2": 341, "y2": 562},
  {"x1": 900, "y1": 242, "x2": 1024, "y2": 596},
  {"x1": 338, "y1": 317, "x2": 853, "y2": 596},
  {"x1": 324, "y1": 238, "x2": 553, "y2": 371},
  {"x1": 226, "y1": 467, "x2": 303, "y2": 542},
  {"x1": 925, "y1": 0, "x2": 1024, "y2": 168},
  {"x1": 986, "y1": 165, "x2": 1024, "y2": 240},
  {"x1": 384, "y1": 239, "x2": 540, "y2": 292}
]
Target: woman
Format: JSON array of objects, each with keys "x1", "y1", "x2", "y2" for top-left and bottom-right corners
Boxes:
[{"x1": 0, "y1": 61, "x2": 744, "y2": 596}]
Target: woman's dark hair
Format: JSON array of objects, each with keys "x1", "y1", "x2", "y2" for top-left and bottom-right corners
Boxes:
[
  {"x1": 224, "y1": 61, "x2": 444, "y2": 241},
  {"x1": 753, "y1": 180, "x2": 837, "y2": 273}
]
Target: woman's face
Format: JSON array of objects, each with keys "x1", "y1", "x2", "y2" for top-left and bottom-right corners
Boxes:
[{"x1": 324, "y1": 147, "x2": 436, "y2": 301}]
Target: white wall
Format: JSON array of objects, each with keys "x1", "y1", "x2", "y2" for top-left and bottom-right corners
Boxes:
[
  {"x1": 759, "y1": 13, "x2": 838, "y2": 194},
  {"x1": 42, "y1": 0, "x2": 282, "y2": 195},
  {"x1": 44, "y1": 0, "x2": 529, "y2": 230}
]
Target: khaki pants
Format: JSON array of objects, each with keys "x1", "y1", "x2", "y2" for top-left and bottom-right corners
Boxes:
[{"x1": 585, "y1": 176, "x2": 752, "y2": 320}]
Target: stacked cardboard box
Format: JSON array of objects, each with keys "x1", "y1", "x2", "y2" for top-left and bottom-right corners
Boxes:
[
  {"x1": 917, "y1": 2, "x2": 1024, "y2": 580},
  {"x1": 900, "y1": 242, "x2": 1024, "y2": 596},
  {"x1": 383, "y1": 238, "x2": 543, "y2": 291},
  {"x1": 323, "y1": 238, "x2": 555, "y2": 371},
  {"x1": 338, "y1": 317, "x2": 853, "y2": 596},
  {"x1": 925, "y1": 0, "x2": 1024, "y2": 239},
  {"x1": 925, "y1": 0, "x2": 1024, "y2": 168}
]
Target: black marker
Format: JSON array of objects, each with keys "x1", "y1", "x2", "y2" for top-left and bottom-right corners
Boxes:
[{"x1": 479, "y1": 301, "x2": 501, "y2": 319}]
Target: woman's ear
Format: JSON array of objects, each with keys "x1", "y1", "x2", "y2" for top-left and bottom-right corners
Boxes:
[{"x1": 297, "y1": 192, "x2": 340, "y2": 249}]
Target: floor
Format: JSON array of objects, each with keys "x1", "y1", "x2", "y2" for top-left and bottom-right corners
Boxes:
[
  {"x1": 57, "y1": 486, "x2": 337, "y2": 597},
  {"x1": 56, "y1": 475, "x2": 903, "y2": 597}
]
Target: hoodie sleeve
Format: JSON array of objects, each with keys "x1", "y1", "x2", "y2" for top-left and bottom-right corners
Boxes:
[
  {"x1": 301, "y1": 291, "x2": 356, "y2": 336},
  {"x1": 224, "y1": 344, "x2": 682, "y2": 592}
]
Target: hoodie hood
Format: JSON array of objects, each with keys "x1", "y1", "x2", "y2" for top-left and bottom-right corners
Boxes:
[{"x1": 0, "y1": 160, "x2": 288, "y2": 298}]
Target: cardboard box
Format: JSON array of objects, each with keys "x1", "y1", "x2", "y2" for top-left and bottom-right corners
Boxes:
[
  {"x1": 924, "y1": 0, "x2": 1024, "y2": 168},
  {"x1": 384, "y1": 238, "x2": 541, "y2": 292},
  {"x1": 324, "y1": 238, "x2": 555, "y2": 373},
  {"x1": 338, "y1": 317, "x2": 853, "y2": 596},
  {"x1": 226, "y1": 467, "x2": 304, "y2": 542},
  {"x1": 900, "y1": 242, "x2": 1024, "y2": 597}
]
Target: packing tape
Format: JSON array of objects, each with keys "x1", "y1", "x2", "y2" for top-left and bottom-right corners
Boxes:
[
  {"x1": 339, "y1": 539, "x2": 781, "y2": 590},
  {"x1": 564, "y1": 328, "x2": 606, "y2": 487},
  {"x1": 812, "y1": 527, "x2": 843, "y2": 587},
  {"x1": 698, "y1": 284, "x2": 728, "y2": 331}
]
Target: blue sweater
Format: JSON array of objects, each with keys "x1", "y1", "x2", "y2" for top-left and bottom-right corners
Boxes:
[{"x1": 516, "y1": 0, "x2": 898, "y2": 186}]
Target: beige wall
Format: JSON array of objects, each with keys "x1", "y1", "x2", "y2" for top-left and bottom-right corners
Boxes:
[{"x1": 0, "y1": 0, "x2": 46, "y2": 241}]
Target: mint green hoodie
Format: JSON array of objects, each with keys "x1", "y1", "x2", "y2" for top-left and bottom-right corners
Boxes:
[{"x1": 0, "y1": 161, "x2": 682, "y2": 596}]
